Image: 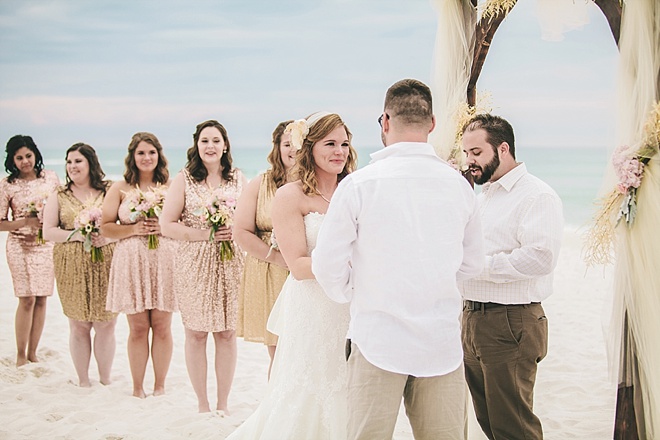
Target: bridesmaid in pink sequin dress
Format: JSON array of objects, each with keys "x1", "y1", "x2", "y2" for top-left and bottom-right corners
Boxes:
[
  {"x1": 101, "y1": 132, "x2": 178, "y2": 398},
  {"x1": 0, "y1": 135, "x2": 59, "y2": 367},
  {"x1": 160, "y1": 120, "x2": 246, "y2": 413}
]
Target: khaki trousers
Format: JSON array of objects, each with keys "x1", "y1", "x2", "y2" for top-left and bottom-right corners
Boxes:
[
  {"x1": 346, "y1": 341, "x2": 467, "y2": 440},
  {"x1": 462, "y1": 303, "x2": 548, "y2": 440}
]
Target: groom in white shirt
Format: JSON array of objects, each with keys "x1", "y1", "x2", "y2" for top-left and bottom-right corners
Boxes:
[{"x1": 312, "y1": 78, "x2": 484, "y2": 440}]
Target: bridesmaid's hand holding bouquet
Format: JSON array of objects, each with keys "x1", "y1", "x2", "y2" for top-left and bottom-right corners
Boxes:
[{"x1": 194, "y1": 189, "x2": 237, "y2": 261}]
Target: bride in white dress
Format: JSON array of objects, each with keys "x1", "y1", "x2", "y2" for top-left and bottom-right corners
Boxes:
[{"x1": 227, "y1": 112, "x2": 357, "y2": 440}]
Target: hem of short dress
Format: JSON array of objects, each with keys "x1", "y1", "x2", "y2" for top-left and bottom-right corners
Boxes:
[
  {"x1": 14, "y1": 292, "x2": 54, "y2": 298},
  {"x1": 107, "y1": 306, "x2": 179, "y2": 314}
]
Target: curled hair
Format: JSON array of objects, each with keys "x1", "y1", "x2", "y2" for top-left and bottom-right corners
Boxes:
[
  {"x1": 64, "y1": 143, "x2": 109, "y2": 193},
  {"x1": 123, "y1": 132, "x2": 169, "y2": 185},
  {"x1": 292, "y1": 113, "x2": 357, "y2": 196},
  {"x1": 462, "y1": 113, "x2": 516, "y2": 159},
  {"x1": 384, "y1": 78, "x2": 433, "y2": 125},
  {"x1": 186, "y1": 120, "x2": 234, "y2": 183},
  {"x1": 266, "y1": 120, "x2": 294, "y2": 191},
  {"x1": 4, "y1": 135, "x2": 44, "y2": 183}
]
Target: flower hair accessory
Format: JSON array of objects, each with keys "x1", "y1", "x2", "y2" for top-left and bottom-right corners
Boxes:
[{"x1": 284, "y1": 111, "x2": 332, "y2": 150}]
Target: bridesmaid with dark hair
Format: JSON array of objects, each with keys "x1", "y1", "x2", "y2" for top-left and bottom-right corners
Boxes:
[
  {"x1": 43, "y1": 142, "x2": 116, "y2": 387},
  {"x1": 101, "y1": 132, "x2": 178, "y2": 398},
  {"x1": 160, "y1": 120, "x2": 246, "y2": 413},
  {"x1": 0, "y1": 135, "x2": 59, "y2": 367}
]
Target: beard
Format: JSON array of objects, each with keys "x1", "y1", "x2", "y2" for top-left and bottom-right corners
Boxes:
[{"x1": 470, "y1": 151, "x2": 500, "y2": 185}]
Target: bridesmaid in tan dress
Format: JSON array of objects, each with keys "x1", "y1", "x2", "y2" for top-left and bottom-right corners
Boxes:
[
  {"x1": 234, "y1": 120, "x2": 293, "y2": 377},
  {"x1": 43, "y1": 143, "x2": 116, "y2": 387},
  {"x1": 0, "y1": 135, "x2": 59, "y2": 367},
  {"x1": 101, "y1": 132, "x2": 177, "y2": 398},
  {"x1": 160, "y1": 120, "x2": 246, "y2": 413}
]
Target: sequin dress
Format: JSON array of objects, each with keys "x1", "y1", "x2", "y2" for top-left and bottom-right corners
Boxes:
[
  {"x1": 237, "y1": 171, "x2": 289, "y2": 345},
  {"x1": 52, "y1": 188, "x2": 116, "y2": 322},
  {"x1": 0, "y1": 170, "x2": 59, "y2": 297},
  {"x1": 175, "y1": 169, "x2": 244, "y2": 332},
  {"x1": 106, "y1": 187, "x2": 178, "y2": 314}
]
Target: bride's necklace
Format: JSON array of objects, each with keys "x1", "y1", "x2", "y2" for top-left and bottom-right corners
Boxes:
[{"x1": 316, "y1": 190, "x2": 331, "y2": 204}]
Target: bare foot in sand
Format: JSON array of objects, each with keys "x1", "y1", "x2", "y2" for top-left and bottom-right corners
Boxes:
[
  {"x1": 133, "y1": 388, "x2": 147, "y2": 399},
  {"x1": 153, "y1": 387, "x2": 165, "y2": 397},
  {"x1": 16, "y1": 355, "x2": 29, "y2": 367},
  {"x1": 27, "y1": 353, "x2": 39, "y2": 363}
]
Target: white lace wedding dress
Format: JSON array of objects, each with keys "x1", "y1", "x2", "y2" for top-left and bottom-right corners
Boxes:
[{"x1": 227, "y1": 212, "x2": 350, "y2": 440}]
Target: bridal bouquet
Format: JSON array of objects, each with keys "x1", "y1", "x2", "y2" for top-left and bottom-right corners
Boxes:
[
  {"x1": 23, "y1": 183, "x2": 52, "y2": 245},
  {"x1": 125, "y1": 185, "x2": 167, "y2": 250},
  {"x1": 67, "y1": 204, "x2": 104, "y2": 263},
  {"x1": 194, "y1": 190, "x2": 237, "y2": 261}
]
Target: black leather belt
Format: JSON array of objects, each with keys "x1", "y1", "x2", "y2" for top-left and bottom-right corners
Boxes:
[{"x1": 463, "y1": 300, "x2": 541, "y2": 312}]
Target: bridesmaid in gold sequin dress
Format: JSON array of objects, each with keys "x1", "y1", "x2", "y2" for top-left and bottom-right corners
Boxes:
[
  {"x1": 43, "y1": 143, "x2": 117, "y2": 387},
  {"x1": 234, "y1": 120, "x2": 293, "y2": 377},
  {"x1": 160, "y1": 120, "x2": 246, "y2": 413},
  {"x1": 101, "y1": 132, "x2": 177, "y2": 398},
  {"x1": 0, "y1": 135, "x2": 60, "y2": 367}
]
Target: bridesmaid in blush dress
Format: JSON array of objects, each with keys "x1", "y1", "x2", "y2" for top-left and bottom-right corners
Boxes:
[
  {"x1": 160, "y1": 120, "x2": 246, "y2": 413},
  {"x1": 101, "y1": 132, "x2": 178, "y2": 398},
  {"x1": 0, "y1": 135, "x2": 59, "y2": 367},
  {"x1": 43, "y1": 143, "x2": 117, "y2": 387}
]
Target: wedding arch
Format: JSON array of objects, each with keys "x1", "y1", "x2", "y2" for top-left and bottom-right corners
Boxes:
[{"x1": 428, "y1": 1, "x2": 659, "y2": 439}]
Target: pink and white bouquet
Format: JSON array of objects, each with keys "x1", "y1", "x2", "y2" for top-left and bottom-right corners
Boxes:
[
  {"x1": 125, "y1": 185, "x2": 167, "y2": 249},
  {"x1": 67, "y1": 204, "x2": 104, "y2": 262},
  {"x1": 612, "y1": 145, "x2": 646, "y2": 226},
  {"x1": 23, "y1": 183, "x2": 53, "y2": 245},
  {"x1": 193, "y1": 189, "x2": 237, "y2": 261}
]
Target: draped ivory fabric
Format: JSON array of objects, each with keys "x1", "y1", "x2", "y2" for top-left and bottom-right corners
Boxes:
[
  {"x1": 428, "y1": 0, "x2": 475, "y2": 163},
  {"x1": 606, "y1": 1, "x2": 660, "y2": 438}
]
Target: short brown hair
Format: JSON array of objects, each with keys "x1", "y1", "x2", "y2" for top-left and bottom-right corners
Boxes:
[
  {"x1": 463, "y1": 114, "x2": 516, "y2": 159},
  {"x1": 384, "y1": 79, "x2": 433, "y2": 125}
]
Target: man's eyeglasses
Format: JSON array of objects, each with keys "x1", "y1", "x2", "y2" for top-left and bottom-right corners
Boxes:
[{"x1": 378, "y1": 113, "x2": 390, "y2": 128}]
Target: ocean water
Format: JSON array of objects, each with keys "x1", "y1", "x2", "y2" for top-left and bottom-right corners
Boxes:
[{"x1": 40, "y1": 145, "x2": 609, "y2": 228}]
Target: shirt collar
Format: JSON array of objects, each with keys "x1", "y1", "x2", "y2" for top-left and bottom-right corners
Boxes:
[
  {"x1": 482, "y1": 162, "x2": 527, "y2": 193},
  {"x1": 369, "y1": 142, "x2": 442, "y2": 164}
]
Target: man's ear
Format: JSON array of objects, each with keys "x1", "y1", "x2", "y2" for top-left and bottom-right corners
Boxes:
[{"x1": 429, "y1": 115, "x2": 436, "y2": 134}]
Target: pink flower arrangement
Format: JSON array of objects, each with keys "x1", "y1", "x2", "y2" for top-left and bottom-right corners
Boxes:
[
  {"x1": 194, "y1": 189, "x2": 237, "y2": 261},
  {"x1": 125, "y1": 185, "x2": 167, "y2": 249},
  {"x1": 612, "y1": 145, "x2": 646, "y2": 226},
  {"x1": 23, "y1": 183, "x2": 53, "y2": 245},
  {"x1": 67, "y1": 205, "x2": 104, "y2": 262}
]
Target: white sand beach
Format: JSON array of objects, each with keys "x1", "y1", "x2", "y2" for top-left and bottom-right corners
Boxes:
[{"x1": 0, "y1": 228, "x2": 616, "y2": 439}]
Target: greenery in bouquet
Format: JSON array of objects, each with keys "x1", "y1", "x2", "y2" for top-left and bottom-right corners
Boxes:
[
  {"x1": 194, "y1": 189, "x2": 237, "y2": 261},
  {"x1": 125, "y1": 184, "x2": 167, "y2": 250},
  {"x1": 67, "y1": 203, "x2": 104, "y2": 263}
]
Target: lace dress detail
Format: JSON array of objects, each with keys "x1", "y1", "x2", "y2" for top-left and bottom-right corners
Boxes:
[
  {"x1": 237, "y1": 171, "x2": 289, "y2": 345},
  {"x1": 105, "y1": 188, "x2": 178, "y2": 314},
  {"x1": 174, "y1": 169, "x2": 244, "y2": 332},
  {"x1": 0, "y1": 170, "x2": 59, "y2": 297},
  {"x1": 227, "y1": 212, "x2": 350, "y2": 440}
]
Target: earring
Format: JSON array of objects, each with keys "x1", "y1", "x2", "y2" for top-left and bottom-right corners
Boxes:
[{"x1": 223, "y1": 149, "x2": 227, "y2": 153}]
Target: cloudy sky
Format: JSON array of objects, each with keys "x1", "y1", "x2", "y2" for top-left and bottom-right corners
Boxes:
[{"x1": 0, "y1": 0, "x2": 619, "y2": 156}]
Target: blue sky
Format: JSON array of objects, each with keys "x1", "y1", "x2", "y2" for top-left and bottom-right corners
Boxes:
[{"x1": 0, "y1": 0, "x2": 619, "y2": 155}]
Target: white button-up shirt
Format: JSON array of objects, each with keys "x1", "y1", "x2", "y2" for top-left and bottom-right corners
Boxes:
[
  {"x1": 312, "y1": 142, "x2": 484, "y2": 377},
  {"x1": 459, "y1": 163, "x2": 563, "y2": 304}
]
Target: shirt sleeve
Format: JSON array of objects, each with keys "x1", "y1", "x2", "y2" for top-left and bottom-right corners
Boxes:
[
  {"x1": 478, "y1": 192, "x2": 563, "y2": 283},
  {"x1": 311, "y1": 177, "x2": 358, "y2": 304},
  {"x1": 456, "y1": 195, "x2": 485, "y2": 281}
]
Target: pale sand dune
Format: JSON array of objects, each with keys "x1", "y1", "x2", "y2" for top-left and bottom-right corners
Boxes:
[{"x1": 0, "y1": 229, "x2": 615, "y2": 439}]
